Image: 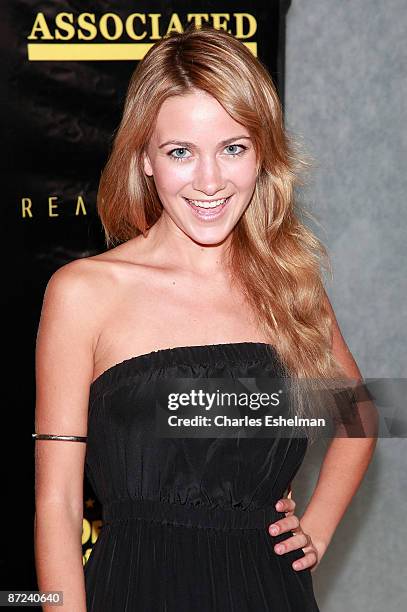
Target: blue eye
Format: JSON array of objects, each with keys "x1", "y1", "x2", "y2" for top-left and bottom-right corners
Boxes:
[
  {"x1": 225, "y1": 144, "x2": 247, "y2": 156},
  {"x1": 167, "y1": 143, "x2": 248, "y2": 162},
  {"x1": 168, "y1": 148, "x2": 191, "y2": 161}
]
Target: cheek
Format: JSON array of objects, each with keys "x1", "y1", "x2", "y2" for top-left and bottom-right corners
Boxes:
[
  {"x1": 229, "y1": 160, "x2": 257, "y2": 190},
  {"x1": 227, "y1": 149, "x2": 257, "y2": 178},
  {"x1": 154, "y1": 159, "x2": 192, "y2": 192}
]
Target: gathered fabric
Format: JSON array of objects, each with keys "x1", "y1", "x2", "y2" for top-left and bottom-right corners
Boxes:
[{"x1": 84, "y1": 342, "x2": 319, "y2": 611}]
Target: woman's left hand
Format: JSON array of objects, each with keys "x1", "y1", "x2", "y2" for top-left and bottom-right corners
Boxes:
[{"x1": 268, "y1": 494, "x2": 327, "y2": 573}]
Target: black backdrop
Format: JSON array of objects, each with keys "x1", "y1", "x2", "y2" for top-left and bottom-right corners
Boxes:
[{"x1": 1, "y1": 0, "x2": 291, "y2": 595}]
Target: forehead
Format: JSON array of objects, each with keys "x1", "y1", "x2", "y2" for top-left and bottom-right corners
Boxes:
[{"x1": 153, "y1": 90, "x2": 249, "y2": 141}]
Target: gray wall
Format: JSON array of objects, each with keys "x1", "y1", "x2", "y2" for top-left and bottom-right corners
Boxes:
[{"x1": 284, "y1": 1, "x2": 407, "y2": 610}]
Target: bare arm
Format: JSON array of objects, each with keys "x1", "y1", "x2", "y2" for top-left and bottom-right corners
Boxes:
[
  {"x1": 299, "y1": 291, "x2": 378, "y2": 560},
  {"x1": 33, "y1": 260, "x2": 99, "y2": 611}
]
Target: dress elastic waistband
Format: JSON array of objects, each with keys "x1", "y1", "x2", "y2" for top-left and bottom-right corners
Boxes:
[{"x1": 102, "y1": 498, "x2": 284, "y2": 531}]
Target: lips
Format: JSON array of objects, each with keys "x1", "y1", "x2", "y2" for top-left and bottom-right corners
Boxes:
[
  {"x1": 185, "y1": 197, "x2": 229, "y2": 209},
  {"x1": 184, "y1": 195, "x2": 232, "y2": 220}
]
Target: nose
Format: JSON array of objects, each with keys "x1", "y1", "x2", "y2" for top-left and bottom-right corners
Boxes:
[{"x1": 192, "y1": 155, "x2": 226, "y2": 196}]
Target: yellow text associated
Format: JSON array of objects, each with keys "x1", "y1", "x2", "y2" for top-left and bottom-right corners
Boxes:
[{"x1": 27, "y1": 12, "x2": 258, "y2": 60}]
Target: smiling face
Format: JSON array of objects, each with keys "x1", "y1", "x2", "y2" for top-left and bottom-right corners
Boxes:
[{"x1": 142, "y1": 89, "x2": 259, "y2": 246}]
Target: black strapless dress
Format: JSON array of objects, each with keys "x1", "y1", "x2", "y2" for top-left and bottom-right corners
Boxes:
[{"x1": 84, "y1": 342, "x2": 320, "y2": 611}]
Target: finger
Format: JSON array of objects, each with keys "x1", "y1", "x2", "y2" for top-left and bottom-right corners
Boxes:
[
  {"x1": 268, "y1": 515, "x2": 300, "y2": 536},
  {"x1": 274, "y1": 532, "x2": 310, "y2": 556},
  {"x1": 290, "y1": 531, "x2": 311, "y2": 547},
  {"x1": 275, "y1": 497, "x2": 296, "y2": 514},
  {"x1": 292, "y1": 549, "x2": 319, "y2": 572}
]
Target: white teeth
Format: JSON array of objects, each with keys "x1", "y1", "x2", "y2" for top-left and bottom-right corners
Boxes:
[{"x1": 187, "y1": 197, "x2": 228, "y2": 209}]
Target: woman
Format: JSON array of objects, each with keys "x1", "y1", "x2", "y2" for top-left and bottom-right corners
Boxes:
[{"x1": 33, "y1": 25, "x2": 376, "y2": 611}]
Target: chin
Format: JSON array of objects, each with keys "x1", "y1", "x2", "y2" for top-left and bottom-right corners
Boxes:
[{"x1": 186, "y1": 226, "x2": 233, "y2": 247}]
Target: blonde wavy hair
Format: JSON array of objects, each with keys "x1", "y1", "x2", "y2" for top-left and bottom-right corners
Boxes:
[{"x1": 97, "y1": 25, "x2": 352, "y2": 441}]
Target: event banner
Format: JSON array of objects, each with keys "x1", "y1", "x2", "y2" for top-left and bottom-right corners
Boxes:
[{"x1": 1, "y1": 0, "x2": 291, "y2": 584}]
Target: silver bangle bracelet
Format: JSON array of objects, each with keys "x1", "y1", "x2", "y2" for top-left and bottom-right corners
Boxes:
[{"x1": 32, "y1": 433, "x2": 87, "y2": 443}]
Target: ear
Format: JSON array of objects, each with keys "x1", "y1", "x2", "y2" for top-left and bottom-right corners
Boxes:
[{"x1": 143, "y1": 150, "x2": 153, "y2": 177}]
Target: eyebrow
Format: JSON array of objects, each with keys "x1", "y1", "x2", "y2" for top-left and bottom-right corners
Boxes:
[{"x1": 158, "y1": 135, "x2": 251, "y2": 149}]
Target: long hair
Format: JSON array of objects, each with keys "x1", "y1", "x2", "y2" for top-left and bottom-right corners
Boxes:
[{"x1": 96, "y1": 25, "x2": 352, "y2": 442}]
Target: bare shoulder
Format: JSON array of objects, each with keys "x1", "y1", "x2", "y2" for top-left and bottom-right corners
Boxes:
[
  {"x1": 43, "y1": 246, "x2": 132, "y2": 324},
  {"x1": 40, "y1": 239, "x2": 149, "y2": 353},
  {"x1": 322, "y1": 288, "x2": 362, "y2": 380},
  {"x1": 35, "y1": 257, "x2": 105, "y2": 408},
  {"x1": 46, "y1": 250, "x2": 118, "y2": 294}
]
